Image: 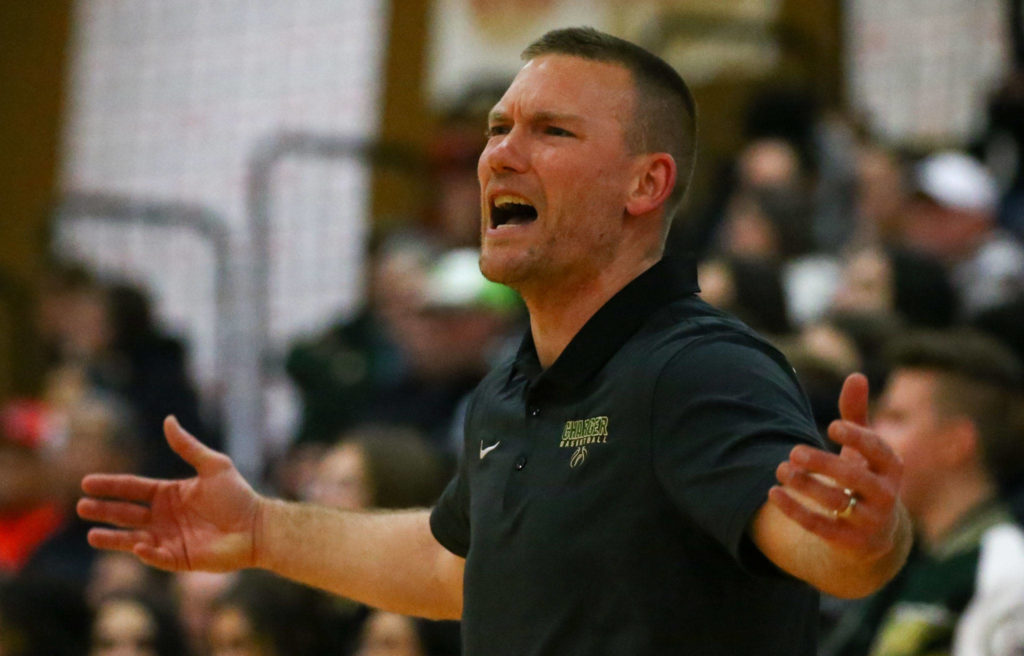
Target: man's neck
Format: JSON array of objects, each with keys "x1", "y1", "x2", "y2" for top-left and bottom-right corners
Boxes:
[{"x1": 522, "y1": 255, "x2": 660, "y2": 368}]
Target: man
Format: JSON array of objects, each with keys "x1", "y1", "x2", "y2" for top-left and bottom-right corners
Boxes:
[
  {"x1": 902, "y1": 151, "x2": 1024, "y2": 318},
  {"x1": 78, "y1": 28, "x2": 911, "y2": 654},
  {"x1": 824, "y1": 330, "x2": 1023, "y2": 656},
  {"x1": 0, "y1": 400, "x2": 64, "y2": 575}
]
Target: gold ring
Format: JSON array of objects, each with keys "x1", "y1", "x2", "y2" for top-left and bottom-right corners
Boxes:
[{"x1": 833, "y1": 488, "x2": 857, "y2": 519}]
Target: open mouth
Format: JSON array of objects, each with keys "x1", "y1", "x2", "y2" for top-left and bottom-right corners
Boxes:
[{"x1": 491, "y1": 195, "x2": 538, "y2": 228}]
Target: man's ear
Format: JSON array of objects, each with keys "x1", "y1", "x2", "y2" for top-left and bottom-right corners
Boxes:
[{"x1": 625, "y1": 153, "x2": 676, "y2": 217}]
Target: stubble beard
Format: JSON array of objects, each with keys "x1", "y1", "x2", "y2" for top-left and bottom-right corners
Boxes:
[{"x1": 479, "y1": 241, "x2": 542, "y2": 290}]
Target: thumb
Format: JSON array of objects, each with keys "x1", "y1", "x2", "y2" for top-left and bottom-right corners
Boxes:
[
  {"x1": 838, "y1": 372, "x2": 870, "y2": 427},
  {"x1": 163, "y1": 415, "x2": 225, "y2": 475}
]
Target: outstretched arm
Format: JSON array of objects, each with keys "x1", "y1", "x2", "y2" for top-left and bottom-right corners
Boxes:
[
  {"x1": 78, "y1": 417, "x2": 464, "y2": 619},
  {"x1": 750, "y1": 373, "x2": 912, "y2": 599}
]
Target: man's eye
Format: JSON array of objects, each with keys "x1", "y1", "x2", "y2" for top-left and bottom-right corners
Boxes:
[
  {"x1": 486, "y1": 125, "x2": 510, "y2": 137},
  {"x1": 545, "y1": 126, "x2": 574, "y2": 137}
]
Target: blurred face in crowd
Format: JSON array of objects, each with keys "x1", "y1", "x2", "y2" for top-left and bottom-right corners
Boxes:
[
  {"x1": 371, "y1": 244, "x2": 429, "y2": 328},
  {"x1": 798, "y1": 323, "x2": 861, "y2": 375},
  {"x1": 856, "y1": 146, "x2": 908, "y2": 240},
  {"x1": 175, "y1": 571, "x2": 237, "y2": 656},
  {"x1": 719, "y1": 194, "x2": 781, "y2": 258},
  {"x1": 87, "y1": 553, "x2": 152, "y2": 609},
  {"x1": 355, "y1": 611, "x2": 425, "y2": 656},
  {"x1": 207, "y1": 605, "x2": 270, "y2": 656},
  {"x1": 307, "y1": 442, "x2": 371, "y2": 511},
  {"x1": 902, "y1": 198, "x2": 989, "y2": 262},
  {"x1": 873, "y1": 370, "x2": 948, "y2": 518},
  {"x1": 477, "y1": 54, "x2": 641, "y2": 291},
  {"x1": 832, "y1": 248, "x2": 893, "y2": 315},
  {"x1": 36, "y1": 279, "x2": 111, "y2": 359},
  {"x1": 90, "y1": 599, "x2": 158, "y2": 656},
  {"x1": 737, "y1": 139, "x2": 801, "y2": 190}
]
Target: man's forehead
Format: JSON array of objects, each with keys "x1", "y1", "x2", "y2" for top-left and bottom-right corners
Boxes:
[
  {"x1": 488, "y1": 54, "x2": 633, "y2": 120},
  {"x1": 888, "y1": 368, "x2": 941, "y2": 399}
]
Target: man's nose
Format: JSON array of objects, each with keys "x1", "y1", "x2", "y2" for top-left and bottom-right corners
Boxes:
[{"x1": 482, "y1": 128, "x2": 529, "y2": 174}]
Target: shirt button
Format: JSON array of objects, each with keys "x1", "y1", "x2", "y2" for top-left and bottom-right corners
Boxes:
[
  {"x1": 529, "y1": 406, "x2": 540, "y2": 417},
  {"x1": 514, "y1": 456, "x2": 527, "y2": 470}
]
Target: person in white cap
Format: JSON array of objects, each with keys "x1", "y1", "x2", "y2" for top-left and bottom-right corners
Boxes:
[{"x1": 903, "y1": 151, "x2": 1024, "y2": 317}]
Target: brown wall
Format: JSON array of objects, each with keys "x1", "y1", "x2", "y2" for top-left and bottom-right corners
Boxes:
[
  {"x1": 0, "y1": 2, "x2": 74, "y2": 398},
  {"x1": 371, "y1": 0, "x2": 434, "y2": 229}
]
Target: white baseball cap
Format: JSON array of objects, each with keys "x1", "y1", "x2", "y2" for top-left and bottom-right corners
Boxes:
[{"x1": 915, "y1": 151, "x2": 999, "y2": 214}]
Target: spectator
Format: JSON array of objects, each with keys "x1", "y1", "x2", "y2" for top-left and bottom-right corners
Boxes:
[
  {"x1": 361, "y1": 247, "x2": 522, "y2": 449},
  {"x1": 823, "y1": 330, "x2": 1024, "y2": 655},
  {"x1": 355, "y1": 611, "x2": 427, "y2": 656},
  {"x1": 300, "y1": 425, "x2": 457, "y2": 654},
  {"x1": 172, "y1": 571, "x2": 237, "y2": 656},
  {"x1": 0, "y1": 400, "x2": 64, "y2": 576},
  {"x1": 832, "y1": 246, "x2": 959, "y2": 328},
  {"x1": 22, "y1": 393, "x2": 138, "y2": 589},
  {"x1": 206, "y1": 571, "x2": 342, "y2": 656},
  {"x1": 982, "y1": 69, "x2": 1024, "y2": 237},
  {"x1": 713, "y1": 137, "x2": 844, "y2": 327},
  {"x1": 38, "y1": 278, "x2": 212, "y2": 479},
  {"x1": 851, "y1": 144, "x2": 911, "y2": 248},
  {"x1": 90, "y1": 592, "x2": 191, "y2": 656},
  {"x1": 305, "y1": 424, "x2": 448, "y2": 511},
  {"x1": 96, "y1": 283, "x2": 212, "y2": 478},
  {"x1": 35, "y1": 260, "x2": 103, "y2": 368},
  {"x1": 286, "y1": 231, "x2": 436, "y2": 444},
  {"x1": 778, "y1": 323, "x2": 861, "y2": 440},
  {"x1": 355, "y1": 610, "x2": 461, "y2": 656},
  {"x1": 698, "y1": 256, "x2": 792, "y2": 335},
  {"x1": 716, "y1": 138, "x2": 815, "y2": 260},
  {"x1": 821, "y1": 311, "x2": 906, "y2": 393},
  {"x1": 86, "y1": 552, "x2": 170, "y2": 612},
  {"x1": 901, "y1": 152, "x2": 1024, "y2": 317}
]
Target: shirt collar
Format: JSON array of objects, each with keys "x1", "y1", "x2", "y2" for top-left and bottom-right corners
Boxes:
[{"x1": 513, "y1": 256, "x2": 700, "y2": 395}]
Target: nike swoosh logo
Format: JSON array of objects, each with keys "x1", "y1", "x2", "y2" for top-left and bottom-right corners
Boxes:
[{"x1": 479, "y1": 440, "x2": 501, "y2": 460}]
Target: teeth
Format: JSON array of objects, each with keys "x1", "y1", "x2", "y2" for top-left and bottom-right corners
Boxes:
[{"x1": 494, "y1": 194, "x2": 532, "y2": 208}]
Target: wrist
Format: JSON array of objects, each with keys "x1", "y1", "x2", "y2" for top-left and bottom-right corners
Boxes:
[{"x1": 251, "y1": 496, "x2": 278, "y2": 570}]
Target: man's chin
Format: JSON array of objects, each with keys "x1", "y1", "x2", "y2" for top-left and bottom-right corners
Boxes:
[{"x1": 479, "y1": 251, "x2": 528, "y2": 287}]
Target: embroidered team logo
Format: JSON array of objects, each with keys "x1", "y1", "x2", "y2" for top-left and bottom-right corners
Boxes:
[{"x1": 560, "y1": 416, "x2": 608, "y2": 467}]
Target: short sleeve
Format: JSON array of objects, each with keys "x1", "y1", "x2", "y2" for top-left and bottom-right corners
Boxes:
[
  {"x1": 652, "y1": 335, "x2": 822, "y2": 567},
  {"x1": 429, "y1": 393, "x2": 477, "y2": 558},
  {"x1": 430, "y1": 465, "x2": 471, "y2": 557}
]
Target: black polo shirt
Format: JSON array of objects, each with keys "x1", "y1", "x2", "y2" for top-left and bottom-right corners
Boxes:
[{"x1": 430, "y1": 256, "x2": 823, "y2": 655}]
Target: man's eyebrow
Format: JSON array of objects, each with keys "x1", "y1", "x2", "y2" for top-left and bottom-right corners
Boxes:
[
  {"x1": 532, "y1": 111, "x2": 583, "y2": 124},
  {"x1": 487, "y1": 110, "x2": 583, "y2": 124}
]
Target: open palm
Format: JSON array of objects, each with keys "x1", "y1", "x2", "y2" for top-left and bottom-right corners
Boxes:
[
  {"x1": 770, "y1": 373, "x2": 903, "y2": 556},
  {"x1": 77, "y1": 416, "x2": 261, "y2": 572}
]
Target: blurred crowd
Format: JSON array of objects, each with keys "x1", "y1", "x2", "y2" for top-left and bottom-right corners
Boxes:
[{"x1": 3, "y1": 60, "x2": 1024, "y2": 656}]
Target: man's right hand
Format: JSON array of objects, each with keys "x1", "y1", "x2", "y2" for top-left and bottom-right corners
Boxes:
[{"x1": 77, "y1": 416, "x2": 262, "y2": 573}]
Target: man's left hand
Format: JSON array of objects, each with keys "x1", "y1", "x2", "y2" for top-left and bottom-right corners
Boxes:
[{"x1": 769, "y1": 373, "x2": 905, "y2": 560}]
